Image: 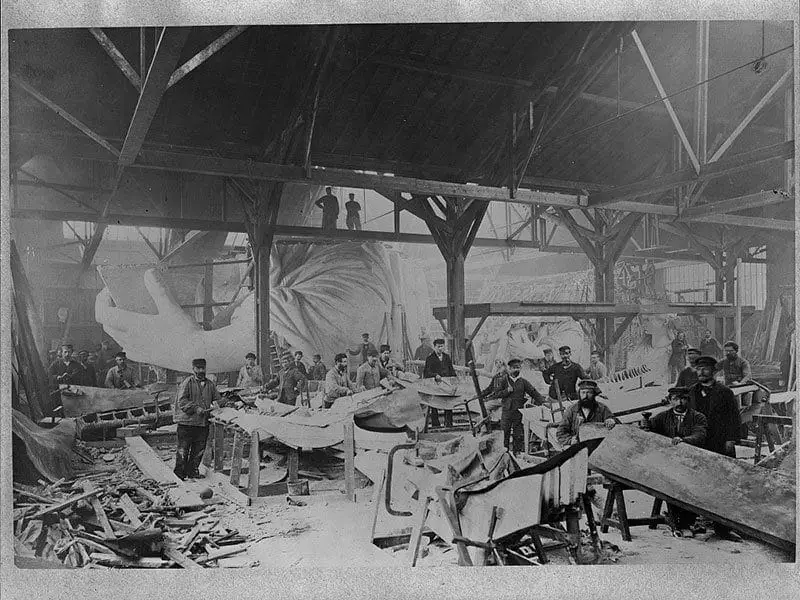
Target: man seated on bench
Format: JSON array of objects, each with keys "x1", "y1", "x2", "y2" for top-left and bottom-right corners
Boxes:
[
  {"x1": 643, "y1": 386, "x2": 707, "y2": 537},
  {"x1": 556, "y1": 380, "x2": 615, "y2": 447}
]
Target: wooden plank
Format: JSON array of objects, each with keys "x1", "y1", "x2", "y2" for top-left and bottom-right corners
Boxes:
[
  {"x1": 124, "y1": 436, "x2": 205, "y2": 508},
  {"x1": 680, "y1": 190, "x2": 791, "y2": 219},
  {"x1": 118, "y1": 493, "x2": 143, "y2": 528},
  {"x1": 164, "y1": 545, "x2": 203, "y2": 569},
  {"x1": 588, "y1": 425, "x2": 795, "y2": 550},
  {"x1": 31, "y1": 489, "x2": 99, "y2": 519},
  {"x1": 229, "y1": 430, "x2": 244, "y2": 487},
  {"x1": 766, "y1": 300, "x2": 783, "y2": 361},
  {"x1": 199, "y1": 466, "x2": 251, "y2": 507},
  {"x1": 369, "y1": 468, "x2": 386, "y2": 543},
  {"x1": 213, "y1": 423, "x2": 225, "y2": 472},
  {"x1": 343, "y1": 421, "x2": 355, "y2": 502},
  {"x1": 407, "y1": 495, "x2": 431, "y2": 567},
  {"x1": 683, "y1": 214, "x2": 794, "y2": 232},
  {"x1": 247, "y1": 430, "x2": 260, "y2": 498}
]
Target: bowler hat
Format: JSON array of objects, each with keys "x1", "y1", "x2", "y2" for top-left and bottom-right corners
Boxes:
[
  {"x1": 695, "y1": 355, "x2": 718, "y2": 368},
  {"x1": 667, "y1": 386, "x2": 691, "y2": 396}
]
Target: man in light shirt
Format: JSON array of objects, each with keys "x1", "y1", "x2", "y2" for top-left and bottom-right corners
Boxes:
[{"x1": 237, "y1": 352, "x2": 264, "y2": 388}]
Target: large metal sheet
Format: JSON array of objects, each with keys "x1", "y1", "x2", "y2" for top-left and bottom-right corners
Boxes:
[{"x1": 589, "y1": 425, "x2": 796, "y2": 550}]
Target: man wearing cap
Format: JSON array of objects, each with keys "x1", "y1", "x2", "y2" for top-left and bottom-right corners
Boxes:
[
  {"x1": 556, "y1": 380, "x2": 616, "y2": 447},
  {"x1": 676, "y1": 347, "x2": 701, "y2": 388},
  {"x1": 379, "y1": 344, "x2": 404, "y2": 378},
  {"x1": 324, "y1": 353, "x2": 359, "y2": 408},
  {"x1": 541, "y1": 347, "x2": 556, "y2": 371},
  {"x1": 424, "y1": 338, "x2": 457, "y2": 428},
  {"x1": 689, "y1": 355, "x2": 743, "y2": 541},
  {"x1": 644, "y1": 386, "x2": 707, "y2": 537},
  {"x1": 174, "y1": 358, "x2": 221, "y2": 480},
  {"x1": 264, "y1": 352, "x2": 307, "y2": 405},
  {"x1": 49, "y1": 343, "x2": 83, "y2": 388},
  {"x1": 690, "y1": 355, "x2": 740, "y2": 457},
  {"x1": 413, "y1": 334, "x2": 434, "y2": 362},
  {"x1": 495, "y1": 358, "x2": 545, "y2": 455},
  {"x1": 542, "y1": 345, "x2": 587, "y2": 401},
  {"x1": 76, "y1": 349, "x2": 98, "y2": 387},
  {"x1": 309, "y1": 354, "x2": 328, "y2": 381},
  {"x1": 356, "y1": 349, "x2": 390, "y2": 390},
  {"x1": 104, "y1": 351, "x2": 140, "y2": 389},
  {"x1": 237, "y1": 352, "x2": 264, "y2": 388},
  {"x1": 349, "y1": 332, "x2": 378, "y2": 366}
]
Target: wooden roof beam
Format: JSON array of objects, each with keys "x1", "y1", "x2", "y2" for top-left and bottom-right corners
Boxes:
[
  {"x1": 680, "y1": 190, "x2": 793, "y2": 218},
  {"x1": 89, "y1": 28, "x2": 142, "y2": 90},
  {"x1": 119, "y1": 27, "x2": 190, "y2": 167},
  {"x1": 683, "y1": 214, "x2": 794, "y2": 232},
  {"x1": 167, "y1": 26, "x2": 248, "y2": 88},
  {"x1": 589, "y1": 140, "x2": 795, "y2": 207}
]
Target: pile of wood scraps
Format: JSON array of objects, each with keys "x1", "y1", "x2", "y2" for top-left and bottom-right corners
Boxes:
[{"x1": 12, "y1": 469, "x2": 259, "y2": 569}]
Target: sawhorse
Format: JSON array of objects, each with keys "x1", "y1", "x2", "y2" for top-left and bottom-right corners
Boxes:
[{"x1": 600, "y1": 479, "x2": 666, "y2": 541}]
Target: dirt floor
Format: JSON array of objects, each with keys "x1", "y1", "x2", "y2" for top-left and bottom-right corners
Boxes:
[{"x1": 17, "y1": 431, "x2": 792, "y2": 569}]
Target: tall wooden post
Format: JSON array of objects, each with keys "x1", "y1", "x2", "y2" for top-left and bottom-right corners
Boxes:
[
  {"x1": 446, "y1": 251, "x2": 466, "y2": 365},
  {"x1": 603, "y1": 259, "x2": 616, "y2": 370},
  {"x1": 714, "y1": 251, "x2": 725, "y2": 341},
  {"x1": 253, "y1": 224, "x2": 273, "y2": 376}
]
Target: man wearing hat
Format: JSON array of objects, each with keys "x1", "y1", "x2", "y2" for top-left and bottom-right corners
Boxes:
[
  {"x1": 542, "y1": 345, "x2": 587, "y2": 401},
  {"x1": 324, "y1": 353, "x2": 359, "y2": 408},
  {"x1": 356, "y1": 349, "x2": 390, "y2": 390},
  {"x1": 413, "y1": 334, "x2": 434, "y2": 362},
  {"x1": 237, "y1": 352, "x2": 264, "y2": 388},
  {"x1": 675, "y1": 347, "x2": 701, "y2": 388},
  {"x1": 293, "y1": 350, "x2": 309, "y2": 378},
  {"x1": 379, "y1": 344, "x2": 404, "y2": 378},
  {"x1": 174, "y1": 358, "x2": 221, "y2": 479},
  {"x1": 556, "y1": 380, "x2": 615, "y2": 447},
  {"x1": 689, "y1": 356, "x2": 743, "y2": 541},
  {"x1": 689, "y1": 355, "x2": 740, "y2": 456},
  {"x1": 349, "y1": 332, "x2": 378, "y2": 366},
  {"x1": 423, "y1": 338, "x2": 457, "y2": 428},
  {"x1": 104, "y1": 351, "x2": 140, "y2": 389},
  {"x1": 264, "y1": 352, "x2": 307, "y2": 405},
  {"x1": 76, "y1": 349, "x2": 98, "y2": 387},
  {"x1": 644, "y1": 386, "x2": 707, "y2": 537},
  {"x1": 495, "y1": 358, "x2": 545, "y2": 455}
]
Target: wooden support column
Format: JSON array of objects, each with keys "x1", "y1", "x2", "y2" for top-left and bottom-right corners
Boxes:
[
  {"x1": 251, "y1": 223, "x2": 274, "y2": 376},
  {"x1": 203, "y1": 259, "x2": 214, "y2": 329},
  {"x1": 446, "y1": 251, "x2": 467, "y2": 364},
  {"x1": 714, "y1": 250, "x2": 726, "y2": 340}
]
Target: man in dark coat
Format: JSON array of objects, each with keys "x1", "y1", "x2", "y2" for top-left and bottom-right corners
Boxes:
[
  {"x1": 423, "y1": 338, "x2": 456, "y2": 428},
  {"x1": 315, "y1": 186, "x2": 339, "y2": 230},
  {"x1": 689, "y1": 355, "x2": 743, "y2": 541},
  {"x1": 76, "y1": 349, "x2": 98, "y2": 387},
  {"x1": 293, "y1": 350, "x2": 309, "y2": 378},
  {"x1": 264, "y1": 352, "x2": 307, "y2": 405},
  {"x1": 645, "y1": 386, "x2": 707, "y2": 536},
  {"x1": 49, "y1": 343, "x2": 84, "y2": 388},
  {"x1": 542, "y1": 345, "x2": 587, "y2": 400},
  {"x1": 309, "y1": 354, "x2": 328, "y2": 381},
  {"x1": 699, "y1": 329, "x2": 724, "y2": 360},
  {"x1": 349, "y1": 333, "x2": 378, "y2": 366},
  {"x1": 413, "y1": 334, "x2": 434, "y2": 362},
  {"x1": 494, "y1": 358, "x2": 545, "y2": 454},
  {"x1": 675, "y1": 347, "x2": 701, "y2": 388}
]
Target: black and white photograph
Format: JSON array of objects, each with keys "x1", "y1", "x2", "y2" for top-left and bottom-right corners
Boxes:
[{"x1": 1, "y1": 2, "x2": 798, "y2": 598}]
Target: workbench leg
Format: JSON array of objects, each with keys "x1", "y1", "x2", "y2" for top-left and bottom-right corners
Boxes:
[
  {"x1": 202, "y1": 421, "x2": 215, "y2": 468},
  {"x1": 754, "y1": 420, "x2": 764, "y2": 464},
  {"x1": 344, "y1": 420, "x2": 355, "y2": 502},
  {"x1": 582, "y1": 493, "x2": 602, "y2": 555},
  {"x1": 528, "y1": 528, "x2": 549, "y2": 564},
  {"x1": 613, "y1": 487, "x2": 632, "y2": 542},
  {"x1": 435, "y1": 487, "x2": 473, "y2": 566},
  {"x1": 422, "y1": 406, "x2": 431, "y2": 433},
  {"x1": 213, "y1": 422, "x2": 225, "y2": 473},
  {"x1": 369, "y1": 468, "x2": 386, "y2": 543},
  {"x1": 649, "y1": 498, "x2": 663, "y2": 529},
  {"x1": 565, "y1": 506, "x2": 582, "y2": 564},
  {"x1": 600, "y1": 487, "x2": 615, "y2": 534},
  {"x1": 407, "y1": 495, "x2": 431, "y2": 567},
  {"x1": 247, "y1": 430, "x2": 260, "y2": 498},
  {"x1": 524, "y1": 420, "x2": 530, "y2": 455},
  {"x1": 287, "y1": 447, "x2": 300, "y2": 484},
  {"x1": 229, "y1": 430, "x2": 244, "y2": 488}
]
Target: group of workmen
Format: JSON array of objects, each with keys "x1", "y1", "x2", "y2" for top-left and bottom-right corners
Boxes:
[
  {"x1": 234, "y1": 332, "x2": 406, "y2": 409},
  {"x1": 48, "y1": 342, "x2": 141, "y2": 390},
  {"x1": 481, "y1": 340, "x2": 744, "y2": 540}
]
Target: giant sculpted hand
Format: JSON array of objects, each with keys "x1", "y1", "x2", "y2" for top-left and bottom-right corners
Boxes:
[{"x1": 95, "y1": 242, "x2": 399, "y2": 373}]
